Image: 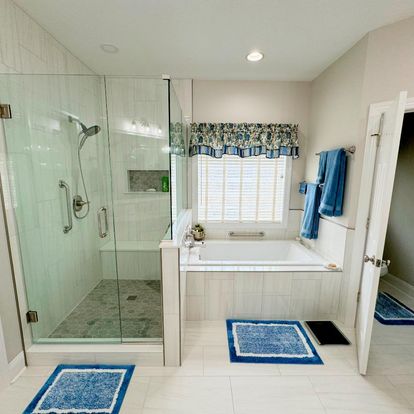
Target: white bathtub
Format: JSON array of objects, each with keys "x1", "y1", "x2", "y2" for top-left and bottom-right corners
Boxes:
[
  {"x1": 188, "y1": 240, "x2": 326, "y2": 267},
  {"x1": 183, "y1": 240, "x2": 342, "y2": 322}
]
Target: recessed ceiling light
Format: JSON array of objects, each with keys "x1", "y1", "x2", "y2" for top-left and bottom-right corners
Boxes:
[
  {"x1": 246, "y1": 51, "x2": 264, "y2": 62},
  {"x1": 100, "y1": 44, "x2": 119, "y2": 54}
]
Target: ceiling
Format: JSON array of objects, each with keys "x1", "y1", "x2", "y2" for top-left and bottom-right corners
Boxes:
[{"x1": 15, "y1": 0, "x2": 414, "y2": 80}]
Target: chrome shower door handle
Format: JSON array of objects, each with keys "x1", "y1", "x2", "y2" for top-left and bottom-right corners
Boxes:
[
  {"x1": 59, "y1": 179, "x2": 73, "y2": 234},
  {"x1": 97, "y1": 207, "x2": 108, "y2": 238}
]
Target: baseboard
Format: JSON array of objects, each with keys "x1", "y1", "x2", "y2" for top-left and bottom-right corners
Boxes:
[
  {"x1": 8, "y1": 351, "x2": 25, "y2": 382},
  {"x1": 26, "y1": 344, "x2": 164, "y2": 367},
  {"x1": 383, "y1": 273, "x2": 414, "y2": 298}
]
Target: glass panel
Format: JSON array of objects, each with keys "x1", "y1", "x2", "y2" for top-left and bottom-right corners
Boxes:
[
  {"x1": 104, "y1": 77, "x2": 169, "y2": 342},
  {"x1": 0, "y1": 74, "x2": 121, "y2": 343},
  {"x1": 169, "y1": 82, "x2": 187, "y2": 231}
]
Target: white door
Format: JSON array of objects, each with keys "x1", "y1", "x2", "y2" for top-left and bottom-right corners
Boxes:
[
  {"x1": 356, "y1": 91, "x2": 407, "y2": 375},
  {"x1": 0, "y1": 318, "x2": 9, "y2": 391}
]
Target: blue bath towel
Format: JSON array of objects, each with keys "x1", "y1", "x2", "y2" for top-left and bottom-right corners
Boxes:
[
  {"x1": 300, "y1": 183, "x2": 321, "y2": 239},
  {"x1": 318, "y1": 149, "x2": 347, "y2": 217},
  {"x1": 316, "y1": 151, "x2": 328, "y2": 184}
]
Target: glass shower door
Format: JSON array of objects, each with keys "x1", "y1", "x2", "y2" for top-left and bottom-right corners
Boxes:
[
  {"x1": 104, "y1": 77, "x2": 170, "y2": 342},
  {"x1": 0, "y1": 74, "x2": 121, "y2": 343},
  {"x1": 169, "y1": 81, "x2": 187, "y2": 228}
]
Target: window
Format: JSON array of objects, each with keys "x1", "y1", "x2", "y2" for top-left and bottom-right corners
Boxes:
[{"x1": 197, "y1": 155, "x2": 290, "y2": 223}]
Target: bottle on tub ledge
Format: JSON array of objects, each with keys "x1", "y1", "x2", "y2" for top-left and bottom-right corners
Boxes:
[{"x1": 192, "y1": 223, "x2": 205, "y2": 241}]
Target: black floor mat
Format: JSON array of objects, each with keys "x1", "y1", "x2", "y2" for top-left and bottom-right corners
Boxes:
[{"x1": 304, "y1": 321, "x2": 350, "y2": 345}]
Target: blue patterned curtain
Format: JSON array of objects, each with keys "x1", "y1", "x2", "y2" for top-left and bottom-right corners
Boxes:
[{"x1": 189, "y1": 123, "x2": 299, "y2": 159}]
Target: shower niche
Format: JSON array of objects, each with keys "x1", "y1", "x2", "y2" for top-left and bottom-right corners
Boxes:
[
  {"x1": 0, "y1": 74, "x2": 185, "y2": 345},
  {"x1": 127, "y1": 170, "x2": 170, "y2": 193}
]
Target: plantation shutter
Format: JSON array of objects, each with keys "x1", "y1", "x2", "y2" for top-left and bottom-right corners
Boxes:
[{"x1": 198, "y1": 155, "x2": 287, "y2": 223}]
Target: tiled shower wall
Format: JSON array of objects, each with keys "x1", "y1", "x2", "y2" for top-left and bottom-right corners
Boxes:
[
  {"x1": 0, "y1": 0, "x2": 107, "y2": 342},
  {"x1": 0, "y1": 0, "x2": 93, "y2": 75},
  {"x1": 105, "y1": 78, "x2": 171, "y2": 242}
]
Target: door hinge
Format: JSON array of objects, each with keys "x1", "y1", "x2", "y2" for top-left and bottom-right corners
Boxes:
[
  {"x1": 370, "y1": 112, "x2": 384, "y2": 146},
  {"x1": 366, "y1": 217, "x2": 370, "y2": 229},
  {"x1": 0, "y1": 104, "x2": 12, "y2": 119},
  {"x1": 357, "y1": 291, "x2": 361, "y2": 302},
  {"x1": 26, "y1": 310, "x2": 39, "y2": 323}
]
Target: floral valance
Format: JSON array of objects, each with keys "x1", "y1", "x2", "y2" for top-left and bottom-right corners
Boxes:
[
  {"x1": 189, "y1": 123, "x2": 299, "y2": 159},
  {"x1": 170, "y1": 122, "x2": 186, "y2": 156}
]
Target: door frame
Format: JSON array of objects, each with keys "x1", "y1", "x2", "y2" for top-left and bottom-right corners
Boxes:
[
  {"x1": 351, "y1": 96, "x2": 414, "y2": 369},
  {"x1": 0, "y1": 317, "x2": 10, "y2": 391}
]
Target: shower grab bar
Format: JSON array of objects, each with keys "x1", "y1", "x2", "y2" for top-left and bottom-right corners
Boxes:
[
  {"x1": 228, "y1": 231, "x2": 265, "y2": 238},
  {"x1": 59, "y1": 179, "x2": 73, "y2": 234},
  {"x1": 97, "y1": 207, "x2": 109, "y2": 238}
]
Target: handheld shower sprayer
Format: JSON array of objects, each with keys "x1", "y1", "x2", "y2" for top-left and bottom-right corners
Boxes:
[
  {"x1": 68, "y1": 115, "x2": 102, "y2": 219},
  {"x1": 69, "y1": 116, "x2": 101, "y2": 149}
]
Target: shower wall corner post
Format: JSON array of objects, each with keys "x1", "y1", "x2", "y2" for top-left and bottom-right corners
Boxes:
[
  {"x1": 160, "y1": 244, "x2": 181, "y2": 366},
  {"x1": 160, "y1": 209, "x2": 192, "y2": 367}
]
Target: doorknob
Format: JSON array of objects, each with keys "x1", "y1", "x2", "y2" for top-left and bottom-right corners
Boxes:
[{"x1": 363, "y1": 255, "x2": 376, "y2": 264}]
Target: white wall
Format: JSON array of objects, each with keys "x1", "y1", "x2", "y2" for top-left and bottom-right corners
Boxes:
[
  {"x1": 0, "y1": 0, "x2": 97, "y2": 358},
  {"x1": 306, "y1": 15, "x2": 414, "y2": 326},
  {"x1": 304, "y1": 37, "x2": 369, "y2": 324},
  {"x1": 362, "y1": 16, "x2": 414, "y2": 107},
  {"x1": 306, "y1": 37, "x2": 368, "y2": 229}
]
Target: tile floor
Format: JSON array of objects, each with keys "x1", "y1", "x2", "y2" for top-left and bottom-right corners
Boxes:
[
  {"x1": 1, "y1": 317, "x2": 414, "y2": 413},
  {"x1": 49, "y1": 280, "x2": 162, "y2": 339}
]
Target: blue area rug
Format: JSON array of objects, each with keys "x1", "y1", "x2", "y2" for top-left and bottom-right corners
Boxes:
[
  {"x1": 23, "y1": 364, "x2": 134, "y2": 414},
  {"x1": 375, "y1": 292, "x2": 414, "y2": 325},
  {"x1": 226, "y1": 319, "x2": 323, "y2": 364}
]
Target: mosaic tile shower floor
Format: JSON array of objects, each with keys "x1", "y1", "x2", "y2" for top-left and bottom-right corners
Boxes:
[{"x1": 49, "y1": 280, "x2": 162, "y2": 339}]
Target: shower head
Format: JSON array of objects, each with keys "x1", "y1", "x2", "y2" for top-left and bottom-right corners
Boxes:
[
  {"x1": 79, "y1": 125, "x2": 101, "y2": 149},
  {"x1": 83, "y1": 125, "x2": 101, "y2": 137},
  {"x1": 69, "y1": 116, "x2": 101, "y2": 149}
]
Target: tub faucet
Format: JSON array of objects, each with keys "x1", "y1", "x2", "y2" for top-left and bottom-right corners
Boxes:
[{"x1": 184, "y1": 225, "x2": 195, "y2": 248}]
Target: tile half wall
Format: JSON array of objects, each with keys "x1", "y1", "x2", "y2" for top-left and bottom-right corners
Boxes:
[{"x1": 186, "y1": 271, "x2": 342, "y2": 321}]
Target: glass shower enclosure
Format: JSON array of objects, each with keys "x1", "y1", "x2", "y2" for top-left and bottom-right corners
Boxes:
[{"x1": 0, "y1": 74, "x2": 185, "y2": 344}]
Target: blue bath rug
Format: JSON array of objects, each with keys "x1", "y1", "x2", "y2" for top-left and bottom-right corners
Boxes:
[
  {"x1": 375, "y1": 292, "x2": 414, "y2": 325},
  {"x1": 226, "y1": 319, "x2": 323, "y2": 364},
  {"x1": 23, "y1": 364, "x2": 134, "y2": 414}
]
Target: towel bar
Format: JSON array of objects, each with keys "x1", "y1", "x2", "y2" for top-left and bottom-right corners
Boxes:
[{"x1": 315, "y1": 145, "x2": 355, "y2": 156}]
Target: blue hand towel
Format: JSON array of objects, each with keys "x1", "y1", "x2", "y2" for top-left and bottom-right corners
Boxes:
[
  {"x1": 299, "y1": 181, "x2": 307, "y2": 194},
  {"x1": 300, "y1": 183, "x2": 321, "y2": 239},
  {"x1": 318, "y1": 148, "x2": 347, "y2": 217}
]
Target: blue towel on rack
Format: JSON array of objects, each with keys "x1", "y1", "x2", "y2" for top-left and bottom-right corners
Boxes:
[
  {"x1": 300, "y1": 183, "x2": 321, "y2": 239},
  {"x1": 318, "y1": 148, "x2": 347, "y2": 217},
  {"x1": 316, "y1": 151, "x2": 328, "y2": 184},
  {"x1": 299, "y1": 181, "x2": 307, "y2": 194}
]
